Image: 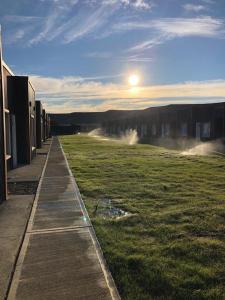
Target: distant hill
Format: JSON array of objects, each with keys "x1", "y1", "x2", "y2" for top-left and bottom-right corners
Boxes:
[
  {"x1": 50, "y1": 103, "x2": 224, "y2": 132},
  {"x1": 50, "y1": 110, "x2": 140, "y2": 131}
]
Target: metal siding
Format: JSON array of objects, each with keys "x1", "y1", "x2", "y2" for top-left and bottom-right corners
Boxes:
[{"x1": 0, "y1": 29, "x2": 7, "y2": 202}]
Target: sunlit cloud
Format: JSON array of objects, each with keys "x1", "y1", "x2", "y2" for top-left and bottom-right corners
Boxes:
[{"x1": 30, "y1": 74, "x2": 225, "y2": 112}]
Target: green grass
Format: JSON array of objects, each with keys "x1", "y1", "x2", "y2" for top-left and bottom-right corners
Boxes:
[{"x1": 61, "y1": 134, "x2": 225, "y2": 300}]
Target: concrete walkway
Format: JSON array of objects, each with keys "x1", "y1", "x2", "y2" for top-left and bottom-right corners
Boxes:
[
  {"x1": 0, "y1": 142, "x2": 51, "y2": 300},
  {"x1": 7, "y1": 137, "x2": 120, "y2": 300}
]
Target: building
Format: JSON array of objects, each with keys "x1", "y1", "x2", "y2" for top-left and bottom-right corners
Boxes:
[
  {"x1": 0, "y1": 30, "x2": 49, "y2": 203},
  {"x1": 102, "y1": 103, "x2": 225, "y2": 147}
]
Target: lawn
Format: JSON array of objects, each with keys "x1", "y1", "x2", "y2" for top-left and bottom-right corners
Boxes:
[{"x1": 61, "y1": 134, "x2": 225, "y2": 300}]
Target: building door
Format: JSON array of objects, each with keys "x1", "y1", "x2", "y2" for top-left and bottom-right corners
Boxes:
[
  {"x1": 196, "y1": 122, "x2": 201, "y2": 140},
  {"x1": 11, "y1": 114, "x2": 17, "y2": 168},
  {"x1": 214, "y1": 118, "x2": 223, "y2": 139}
]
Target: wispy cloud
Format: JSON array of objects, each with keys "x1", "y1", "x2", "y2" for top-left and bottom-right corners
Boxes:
[
  {"x1": 85, "y1": 51, "x2": 112, "y2": 58},
  {"x1": 3, "y1": 15, "x2": 42, "y2": 23},
  {"x1": 30, "y1": 74, "x2": 225, "y2": 112},
  {"x1": 129, "y1": 0, "x2": 153, "y2": 10},
  {"x1": 103, "y1": 0, "x2": 153, "y2": 10},
  {"x1": 85, "y1": 51, "x2": 152, "y2": 62},
  {"x1": 125, "y1": 16, "x2": 225, "y2": 52},
  {"x1": 122, "y1": 54, "x2": 152, "y2": 62},
  {"x1": 200, "y1": 0, "x2": 214, "y2": 4},
  {"x1": 128, "y1": 35, "x2": 167, "y2": 52},
  {"x1": 29, "y1": 10, "x2": 60, "y2": 45},
  {"x1": 2, "y1": 15, "x2": 42, "y2": 45},
  {"x1": 63, "y1": 4, "x2": 118, "y2": 43},
  {"x1": 2, "y1": 0, "x2": 154, "y2": 46},
  {"x1": 152, "y1": 17, "x2": 224, "y2": 37},
  {"x1": 183, "y1": 4, "x2": 207, "y2": 13}
]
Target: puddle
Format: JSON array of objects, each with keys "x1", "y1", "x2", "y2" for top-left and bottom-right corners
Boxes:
[
  {"x1": 8, "y1": 181, "x2": 38, "y2": 195},
  {"x1": 93, "y1": 198, "x2": 131, "y2": 219}
]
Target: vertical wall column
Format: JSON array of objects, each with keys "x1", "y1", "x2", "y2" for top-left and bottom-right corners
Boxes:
[
  {"x1": 43, "y1": 109, "x2": 46, "y2": 142},
  {"x1": 35, "y1": 101, "x2": 43, "y2": 149},
  {"x1": 0, "y1": 28, "x2": 7, "y2": 202}
]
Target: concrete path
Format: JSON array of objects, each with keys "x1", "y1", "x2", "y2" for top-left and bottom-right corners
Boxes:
[
  {"x1": 7, "y1": 137, "x2": 120, "y2": 300},
  {"x1": 0, "y1": 142, "x2": 51, "y2": 300}
]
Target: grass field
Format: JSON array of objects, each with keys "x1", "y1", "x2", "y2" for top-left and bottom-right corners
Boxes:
[{"x1": 61, "y1": 134, "x2": 225, "y2": 300}]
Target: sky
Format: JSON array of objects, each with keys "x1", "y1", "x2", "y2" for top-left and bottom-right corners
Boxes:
[{"x1": 0, "y1": 0, "x2": 225, "y2": 112}]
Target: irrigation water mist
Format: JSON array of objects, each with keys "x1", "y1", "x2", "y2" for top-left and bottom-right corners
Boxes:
[
  {"x1": 88, "y1": 129, "x2": 224, "y2": 154},
  {"x1": 181, "y1": 140, "x2": 224, "y2": 156},
  {"x1": 120, "y1": 129, "x2": 139, "y2": 145},
  {"x1": 88, "y1": 128, "x2": 139, "y2": 145},
  {"x1": 151, "y1": 137, "x2": 224, "y2": 156},
  {"x1": 88, "y1": 128, "x2": 104, "y2": 138}
]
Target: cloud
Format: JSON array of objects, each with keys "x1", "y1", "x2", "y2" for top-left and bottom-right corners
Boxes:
[
  {"x1": 103, "y1": 0, "x2": 153, "y2": 10},
  {"x1": 85, "y1": 52, "x2": 112, "y2": 58},
  {"x1": 63, "y1": 4, "x2": 118, "y2": 43},
  {"x1": 2, "y1": 0, "x2": 154, "y2": 46},
  {"x1": 45, "y1": 0, "x2": 153, "y2": 44},
  {"x1": 117, "y1": 16, "x2": 225, "y2": 36},
  {"x1": 128, "y1": 35, "x2": 167, "y2": 51},
  {"x1": 131, "y1": 0, "x2": 153, "y2": 10},
  {"x1": 200, "y1": 0, "x2": 214, "y2": 4},
  {"x1": 85, "y1": 51, "x2": 152, "y2": 62},
  {"x1": 152, "y1": 17, "x2": 223, "y2": 37},
  {"x1": 3, "y1": 15, "x2": 42, "y2": 23},
  {"x1": 2, "y1": 15, "x2": 42, "y2": 45},
  {"x1": 29, "y1": 10, "x2": 60, "y2": 45},
  {"x1": 29, "y1": 74, "x2": 225, "y2": 112},
  {"x1": 122, "y1": 54, "x2": 153, "y2": 62},
  {"x1": 183, "y1": 4, "x2": 206, "y2": 12},
  {"x1": 125, "y1": 16, "x2": 225, "y2": 52}
]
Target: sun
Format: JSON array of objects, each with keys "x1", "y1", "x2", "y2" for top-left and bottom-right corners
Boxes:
[{"x1": 128, "y1": 74, "x2": 139, "y2": 86}]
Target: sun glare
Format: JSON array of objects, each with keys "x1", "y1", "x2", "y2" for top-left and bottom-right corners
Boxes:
[{"x1": 128, "y1": 74, "x2": 139, "y2": 86}]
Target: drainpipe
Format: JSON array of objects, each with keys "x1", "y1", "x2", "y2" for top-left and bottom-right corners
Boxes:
[{"x1": 0, "y1": 26, "x2": 7, "y2": 202}]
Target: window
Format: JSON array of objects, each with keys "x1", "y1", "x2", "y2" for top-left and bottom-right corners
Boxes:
[
  {"x1": 5, "y1": 111, "x2": 11, "y2": 157},
  {"x1": 181, "y1": 123, "x2": 188, "y2": 137},
  {"x1": 165, "y1": 123, "x2": 170, "y2": 137},
  {"x1": 202, "y1": 122, "x2": 211, "y2": 138},
  {"x1": 30, "y1": 115, "x2": 36, "y2": 148},
  {"x1": 161, "y1": 124, "x2": 165, "y2": 137},
  {"x1": 151, "y1": 124, "x2": 157, "y2": 136},
  {"x1": 141, "y1": 124, "x2": 147, "y2": 137},
  {"x1": 196, "y1": 122, "x2": 201, "y2": 139}
]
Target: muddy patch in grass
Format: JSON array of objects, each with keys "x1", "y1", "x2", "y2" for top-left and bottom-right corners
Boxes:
[{"x1": 93, "y1": 198, "x2": 133, "y2": 219}]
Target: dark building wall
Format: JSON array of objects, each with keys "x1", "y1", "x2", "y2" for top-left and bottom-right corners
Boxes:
[
  {"x1": 51, "y1": 123, "x2": 81, "y2": 135},
  {"x1": 102, "y1": 103, "x2": 225, "y2": 146},
  {"x1": 42, "y1": 109, "x2": 46, "y2": 142},
  {"x1": 0, "y1": 45, "x2": 7, "y2": 203},
  {"x1": 46, "y1": 114, "x2": 51, "y2": 139},
  {"x1": 8, "y1": 76, "x2": 36, "y2": 165},
  {"x1": 36, "y1": 101, "x2": 43, "y2": 149},
  {"x1": 50, "y1": 110, "x2": 140, "y2": 133}
]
